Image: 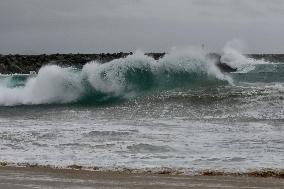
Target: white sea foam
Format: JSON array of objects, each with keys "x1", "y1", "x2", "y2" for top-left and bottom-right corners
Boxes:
[
  {"x1": 0, "y1": 49, "x2": 232, "y2": 106},
  {"x1": 0, "y1": 65, "x2": 83, "y2": 106},
  {"x1": 0, "y1": 45, "x2": 283, "y2": 173},
  {"x1": 221, "y1": 47, "x2": 271, "y2": 73}
]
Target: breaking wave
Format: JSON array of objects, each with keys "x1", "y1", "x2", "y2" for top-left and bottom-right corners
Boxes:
[
  {"x1": 1, "y1": 47, "x2": 281, "y2": 106},
  {"x1": 0, "y1": 49, "x2": 232, "y2": 106}
]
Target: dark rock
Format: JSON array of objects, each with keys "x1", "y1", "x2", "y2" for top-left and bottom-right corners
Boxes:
[
  {"x1": 217, "y1": 62, "x2": 237, "y2": 72},
  {"x1": 8, "y1": 62, "x2": 23, "y2": 73},
  {"x1": 0, "y1": 63, "x2": 6, "y2": 73},
  {"x1": 207, "y1": 53, "x2": 237, "y2": 72},
  {"x1": 0, "y1": 52, "x2": 283, "y2": 74}
]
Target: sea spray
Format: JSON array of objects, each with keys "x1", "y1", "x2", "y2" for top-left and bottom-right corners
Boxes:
[
  {"x1": 0, "y1": 66, "x2": 83, "y2": 106},
  {"x1": 0, "y1": 48, "x2": 238, "y2": 106},
  {"x1": 0, "y1": 49, "x2": 283, "y2": 172},
  {"x1": 221, "y1": 46, "x2": 270, "y2": 73}
]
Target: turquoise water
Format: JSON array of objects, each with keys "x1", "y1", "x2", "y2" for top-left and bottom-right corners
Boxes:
[{"x1": 0, "y1": 51, "x2": 283, "y2": 174}]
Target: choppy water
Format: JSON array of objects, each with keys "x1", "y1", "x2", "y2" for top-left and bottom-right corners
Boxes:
[{"x1": 0, "y1": 48, "x2": 283, "y2": 174}]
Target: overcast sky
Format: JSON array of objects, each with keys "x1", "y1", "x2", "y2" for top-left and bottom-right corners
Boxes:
[{"x1": 0, "y1": 0, "x2": 284, "y2": 54}]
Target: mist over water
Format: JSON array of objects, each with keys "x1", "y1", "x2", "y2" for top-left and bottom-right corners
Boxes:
[
  {"x1": 0, "y1": 49, "x2": 230, "y2": 106},
  {"x1": 0, "y1": 47, "x2": 283, "y2": 174}
]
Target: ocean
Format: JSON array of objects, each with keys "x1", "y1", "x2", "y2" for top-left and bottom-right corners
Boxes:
[{"x1": 0, "y1": 48, "x2": 283, "y2": 175}]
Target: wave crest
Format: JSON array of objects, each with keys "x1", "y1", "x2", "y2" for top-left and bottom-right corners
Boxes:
[{"x1": 0, "y1": 50, "x2": 231, "y2": 106}]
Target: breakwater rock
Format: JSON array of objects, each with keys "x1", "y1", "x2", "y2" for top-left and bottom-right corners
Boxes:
[
  {"x1": 0, "y1": 53, "x2": 165, "y2": 74},
  {"x1": 0, "y1": 53, "x2": 282, "y2": 74}
]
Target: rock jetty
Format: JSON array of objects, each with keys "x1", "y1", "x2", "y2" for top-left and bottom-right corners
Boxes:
[
  {"x1": 0, "y1": 53, "x2": 282, "y2": 74},
  {"x1": 0, "y1": 53, "x2": 165, "y2": 74}
]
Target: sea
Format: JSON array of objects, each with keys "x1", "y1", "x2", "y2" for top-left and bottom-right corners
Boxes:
[{"x1": 0, "y1": 48, "x2": 283, "y2": 175}]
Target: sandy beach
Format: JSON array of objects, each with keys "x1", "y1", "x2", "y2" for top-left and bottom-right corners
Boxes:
[
  {"x1": 1, "y1": 1, "x2": 284, "y2": 189},
  {"x1": 0, "y1": 167, "x2": 283, "y2": 189}
]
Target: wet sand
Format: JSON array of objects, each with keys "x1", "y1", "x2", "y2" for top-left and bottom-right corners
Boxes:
[{"x1": 0, "y1": 167, "x2": 283, "y2": 189}]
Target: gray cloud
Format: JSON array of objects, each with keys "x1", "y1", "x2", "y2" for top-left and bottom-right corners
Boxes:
[{"x1": 0, "y1": 0, "x2": 284, "y2": 54}]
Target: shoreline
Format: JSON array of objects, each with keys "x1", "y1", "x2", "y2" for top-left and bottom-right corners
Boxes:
[
  {"x1": 0, "y1": 166, "x2": 283, "y2": 189},
  {"x1": 1, "y1": 163, "x2": 283, "y2": 178}
]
